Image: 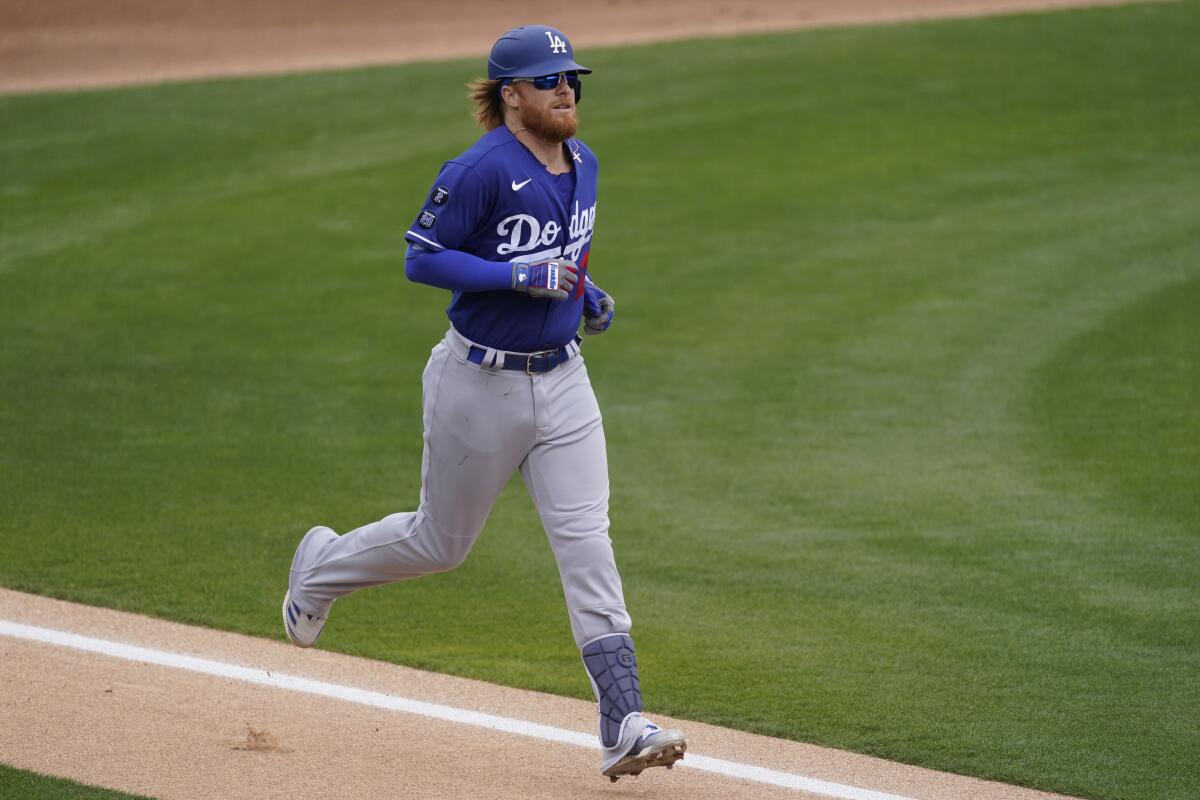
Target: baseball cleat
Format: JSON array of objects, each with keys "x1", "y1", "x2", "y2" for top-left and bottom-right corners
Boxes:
[
  {"x1": 282, "y1": 591, "x2": 326, "y2": 648},
  {"x1": 602, "y1": 725, "x2": 687, "y2": 782}
]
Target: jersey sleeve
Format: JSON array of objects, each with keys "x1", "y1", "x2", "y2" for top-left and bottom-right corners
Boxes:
[{"x1": 404, "y1": 161, "x2": 491, "y2": 253}]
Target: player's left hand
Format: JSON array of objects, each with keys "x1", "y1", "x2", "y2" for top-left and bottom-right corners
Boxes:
[{"x1": 583, "y1": 286, "x2": 615, "y2": 335}]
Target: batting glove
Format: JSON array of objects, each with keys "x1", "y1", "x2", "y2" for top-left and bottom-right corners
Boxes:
[
  {"x1": 512, "y1": 259, "x2": 579, "y2": 300},
  {"x1": 583, "y1": 284, "x2": 615, "y2": 335}
]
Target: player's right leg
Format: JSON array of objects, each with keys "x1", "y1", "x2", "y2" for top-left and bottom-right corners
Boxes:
[{"x1": 283, "y1": 331, "x2": 535, "y2": 644}]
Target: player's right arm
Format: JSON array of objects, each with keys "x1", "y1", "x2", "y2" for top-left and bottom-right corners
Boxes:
[
  {"x1": 404, "y1": 163, "x2": 576, "y2": 299},
  {"x1": 405, "y1": 246, "x2": 576, "y2": 299}
]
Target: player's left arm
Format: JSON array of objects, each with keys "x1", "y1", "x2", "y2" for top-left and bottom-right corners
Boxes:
[
  {"x1": 582, "y1": 274, "x2": 615, "y2": 336},
  {"x1": 573, "y1": 143, "x2": 612, "y2": 334}
]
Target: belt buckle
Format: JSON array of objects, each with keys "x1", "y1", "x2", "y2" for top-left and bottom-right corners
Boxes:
[{"x1": 525, "y1": 348, "x2": 558, "y2": 375}]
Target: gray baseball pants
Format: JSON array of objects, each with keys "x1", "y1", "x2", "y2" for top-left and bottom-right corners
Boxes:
[{"x1": 288, "y1": 327, "x2": 631, "y2": 647}]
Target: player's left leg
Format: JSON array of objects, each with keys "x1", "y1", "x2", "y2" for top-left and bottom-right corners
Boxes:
[
  {"x1": 519, "y1": 355, "x2": 626, "y2": 645},
  {"x1": 519, "y1": 355, "x2": 686, "y2": 780}
]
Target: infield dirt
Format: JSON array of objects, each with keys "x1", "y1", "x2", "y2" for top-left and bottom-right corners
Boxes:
[{"x1": 0, "y1": 589, "x2": 1083, "y2": 800}]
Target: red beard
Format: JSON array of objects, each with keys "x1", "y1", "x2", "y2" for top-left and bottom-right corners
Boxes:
[{"x1": 523, "y1": 104, "x2": 579, "y2": 143}]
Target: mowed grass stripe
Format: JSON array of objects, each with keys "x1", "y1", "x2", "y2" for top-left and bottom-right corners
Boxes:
[{"x1": 1, "y1": 4, "x2": 1197, "y2": 800}]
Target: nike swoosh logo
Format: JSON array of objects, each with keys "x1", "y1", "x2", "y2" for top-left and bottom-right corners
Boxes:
[{"x1": 511, "y1": 178, "x2": 532, "y2": 191}]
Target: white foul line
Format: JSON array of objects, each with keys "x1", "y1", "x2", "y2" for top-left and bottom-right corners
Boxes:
[{"x1": 0, "y1": 619, "x2": 915, "y2": 800}]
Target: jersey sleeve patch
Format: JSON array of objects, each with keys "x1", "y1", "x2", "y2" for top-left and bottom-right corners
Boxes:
[{"x1": 404, "y1": 162, "x2": 488, "y2": 253}]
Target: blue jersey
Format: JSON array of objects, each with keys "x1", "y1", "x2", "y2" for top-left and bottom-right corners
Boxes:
[{"x1": 405, "y1": 125, "x2": 598, "y2": 353}]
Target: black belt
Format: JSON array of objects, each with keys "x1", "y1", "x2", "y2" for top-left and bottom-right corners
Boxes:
[{"x1": 466, "y1": 337, "x2": 580, "y2": 374}]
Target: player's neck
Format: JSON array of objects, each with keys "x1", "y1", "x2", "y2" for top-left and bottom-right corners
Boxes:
[{"x1": 507, "y1": 122, "x2": 571, "y2": 175}]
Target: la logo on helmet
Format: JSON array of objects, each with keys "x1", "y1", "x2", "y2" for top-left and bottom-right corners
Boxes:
[{"x1": 545, "y1": 32, "x2": 567, "y2": 53}]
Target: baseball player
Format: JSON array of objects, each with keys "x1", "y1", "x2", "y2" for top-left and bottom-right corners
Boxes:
[{"x1": 281, "y1": 24, "x2": 686, "y2": 782}]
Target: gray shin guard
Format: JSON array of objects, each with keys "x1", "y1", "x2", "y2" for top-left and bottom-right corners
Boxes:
[{"x1": 581, "y1": 633, "x2": 644, "y2": 753}]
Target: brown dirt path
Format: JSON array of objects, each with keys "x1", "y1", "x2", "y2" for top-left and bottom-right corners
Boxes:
[
  {"x1": 0, "y1": 0, "x2": 1153, "y2": 93},
  {"x1": 0, "y1": 589, "x2": 1081, "y2": 800}
]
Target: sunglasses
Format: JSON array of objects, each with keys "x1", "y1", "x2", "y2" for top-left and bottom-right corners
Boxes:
[{"x1": 507, "y1": 72, "x2": 580, "y2": 91}]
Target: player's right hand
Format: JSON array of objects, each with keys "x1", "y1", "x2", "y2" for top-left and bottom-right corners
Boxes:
[{"x1": 511, "y1": 259, "x2": 579, "y2": 300}]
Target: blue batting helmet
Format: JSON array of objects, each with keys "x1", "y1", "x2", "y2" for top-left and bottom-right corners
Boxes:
[{"x1": 487, "y1": 25, "x2": 592, "y2": 79}]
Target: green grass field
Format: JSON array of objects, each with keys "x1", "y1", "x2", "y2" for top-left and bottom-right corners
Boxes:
[
  {"x1": 2, "y1": 3, "x2": 1198, "y2": 799},
  {"x1": 0, "y1": 765, "x2": 149, "y2": 800}
]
